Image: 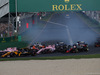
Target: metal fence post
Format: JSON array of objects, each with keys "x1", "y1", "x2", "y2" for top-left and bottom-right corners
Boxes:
[{"x1": 15, "y1": 0, "x2": 18, "y2": 32}]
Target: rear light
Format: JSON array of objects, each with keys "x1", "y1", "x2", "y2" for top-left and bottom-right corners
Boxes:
[
  {"x1": 66, "y1": 48, "x2": 72, "y2": 53},
  {"x1": 66, "y1": 51, "x2": 69, "y2": 53},
  {"x1": 26, "y1": 23, "x2": 29, "y2": 28},
  {"x1": 84, "y1": 45, "x2": 87, "y2": 47}
]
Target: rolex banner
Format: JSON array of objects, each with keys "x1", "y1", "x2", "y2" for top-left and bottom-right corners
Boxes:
[{"x1": 10, "y1": 0, "x2": 100, "y2": 12}]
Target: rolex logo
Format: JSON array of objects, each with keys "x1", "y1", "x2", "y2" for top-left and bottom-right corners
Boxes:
[{"x1": 65, "y1": 0, "x2": 70, "y2": 3}]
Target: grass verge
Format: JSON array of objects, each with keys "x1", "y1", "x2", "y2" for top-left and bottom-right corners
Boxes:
[{"x1": 0, "y1": 54, "x2": 100, "y2": 61}]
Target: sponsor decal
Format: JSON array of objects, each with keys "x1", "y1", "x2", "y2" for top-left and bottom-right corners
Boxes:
[{"x1": 52, "y1": 0, "x2": 82, "y2": 11}]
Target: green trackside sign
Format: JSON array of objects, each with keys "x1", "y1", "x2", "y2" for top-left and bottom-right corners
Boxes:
[
  {"x1": 9, "y1": 0, "x2": 100, "y2": 12},
  {"x1": 18, "y1": 36, "x2": 21, "y2": 42}
]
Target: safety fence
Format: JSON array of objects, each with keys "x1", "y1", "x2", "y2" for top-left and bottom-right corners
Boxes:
[
  {"x1": 78, "y1": 11, "x2": 100, "y2": 25},
  {"x1": 0, "y1": 36, "x2": 21, "y2": 43}
]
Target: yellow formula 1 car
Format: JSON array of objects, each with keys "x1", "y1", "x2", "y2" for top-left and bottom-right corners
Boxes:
[
  {"x1": 15, "y1": 48, "x2": 37, "y2": 57},
  {"x1": 0, "y1": 47, "x2": 20, "y2": 57},
  {"x1": 1, "y1": 51, "x2": 20, "y2": 57},
  {"x1": 1, "y1": 47, "x2": 36, "y2": 58}
]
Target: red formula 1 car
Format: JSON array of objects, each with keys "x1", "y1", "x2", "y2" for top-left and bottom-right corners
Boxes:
[
  {"x1": 94, "y1": 38, "x2": 100, "y2": 47},
  {"x1": 66, "y1": 41, "x2": 89, "y2": 53},
  {"x1": 66, "y1": 44, "x2": 78, "y2": 53}
]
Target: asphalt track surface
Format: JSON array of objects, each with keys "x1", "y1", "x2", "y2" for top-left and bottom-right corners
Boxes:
[{"x1": 19, "y1": 12, "x2": 100, "y2": 57}]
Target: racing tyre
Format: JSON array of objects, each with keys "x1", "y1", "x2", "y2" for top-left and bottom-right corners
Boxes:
[
  {"x1": 7, "y1": 55, "x2": 10, "y2": 58},
  {"x1": 75, "y1": 49, "x2": 78, "y2": 53},
  {"x1": 85, "y1": 48, "x2": 89, "y2": 52}
]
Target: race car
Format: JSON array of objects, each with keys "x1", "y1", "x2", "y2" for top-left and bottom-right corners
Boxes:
[
  {"x1": 0, "y1": 47, "x2": 37, "y2": 58},
  {"x1": 55, "y1": 42, "x2": 68, "y2": 53},
  {"x1": 30, "y1": 43, "x2": 45, "y2": 50},
  {"x1": 66, "y1": 44, "x2": 78, "y2": 53},
  {"x1": 37, "y1": 45, "x2": 55, "y2": 54},
  {"x1": 18, "y1": 48, "x2": 37, "y2": 56},
  {"x1": 66, "y1": 41, "x2": 89, "y2": 53},
  {"x1": 76, "y1": 41, "x2": 89, "y2": 52},
  {"x1": 94, "y1": 38, "x2": 100, "y2": 47},
  {"x1": 66, "y1": 14, "x2": 70, "y2": 18},
  {"x1": 0, "y1": 47, "x2": 19, "y2": 57}
]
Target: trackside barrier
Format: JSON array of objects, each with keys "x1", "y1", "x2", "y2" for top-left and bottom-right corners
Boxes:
[
  {"x1": 0, "y1": 36, "x2": 20, "y2": 43},
  {"x1": 78, "y1": 11, "x2": 100, "y2": 25}
]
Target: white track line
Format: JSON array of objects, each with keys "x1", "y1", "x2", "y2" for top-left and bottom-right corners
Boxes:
[
  {"x1": 65, "y1": 16, "x2": 70, "y2": 19},
  {"x1": 66, "y1": 26, "x2": 73, "y2": 45},
  {"x1": 28, "y1": 24, "x2": 47, "y2": 47},
  {"x1": 28, "y1": 13, "x2": 73, "y2": 46},
  {"x1": 48, "y1": 21, "x2": 73, "y2": 45},
  {"x1": 47, "y1": 21, "x2": 67, "y2": 27},
  {"x1": 28, "y1": 14, "x2": 54, "y2": 47}
]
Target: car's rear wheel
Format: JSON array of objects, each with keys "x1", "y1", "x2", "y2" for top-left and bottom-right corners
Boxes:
[
  {"x1": 85, "y1": 48, "x2": 89, "y2": 52},
  {"x1": 75, "y1": 49, "x2": 78, "y2": 53},
  {"x1": 7, "y1": 55, "x2": 10, "y2": 58}
]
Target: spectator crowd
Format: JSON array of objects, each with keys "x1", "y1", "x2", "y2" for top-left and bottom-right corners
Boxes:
[{"x1": 0, "y1": 23, "x2": 13, "y2": 38}]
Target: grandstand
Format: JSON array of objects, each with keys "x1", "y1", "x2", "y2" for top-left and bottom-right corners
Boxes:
[
  {"x1": 0, "y1": 0, "x2": 9, "y2": 19},
  {"x1": 0, "y1": 0, "x2": 12, "y2": 37}
]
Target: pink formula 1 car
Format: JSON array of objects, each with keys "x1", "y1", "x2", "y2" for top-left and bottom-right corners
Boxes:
[
  {"x1": 0, "y1": 47, "x2": 18, "y2": 57},
  {"x1": 37, "y1": 45, "x2": 55, "y2": 54}
]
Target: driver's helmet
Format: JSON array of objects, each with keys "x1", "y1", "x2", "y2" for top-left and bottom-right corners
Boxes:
[
  {"x1": 77, "y1": 41, "x2": 80, "y2": 44},
  {"x1": 80, "y1": 41, "x2": 85, "y2": 44},
  {"x1": 76, "y1": 43, "x2": 78, "y2": 45}
]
